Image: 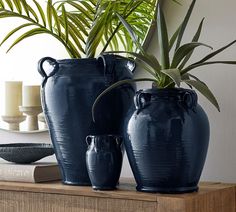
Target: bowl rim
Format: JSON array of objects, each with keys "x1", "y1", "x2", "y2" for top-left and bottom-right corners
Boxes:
[{"x1": 0, "y1": 143, "x2": 53, "y2": 149}]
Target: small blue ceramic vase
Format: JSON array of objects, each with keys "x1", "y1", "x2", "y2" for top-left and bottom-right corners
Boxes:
[{"x1": 86, "y1": 135, "x2": 123, "y2": 190}]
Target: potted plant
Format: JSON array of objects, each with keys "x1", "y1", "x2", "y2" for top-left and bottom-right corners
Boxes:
[
  {"x1": 0, "y1": 0, "x2": 157, "y2": 185},
  {"x1": 92, "y1": 0, "x2": 236, "y2": 193}
]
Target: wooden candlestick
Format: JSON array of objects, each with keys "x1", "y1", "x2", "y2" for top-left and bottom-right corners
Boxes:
[
  {"x1": 1, "y1": 115, "x2": 26, "y2": 131},
  {"x1": 19, "y1": 106, "x2": 42, "y2": 131},
  {"x1": 38, "y1": 113, "x2": 47, "y2": 129}
]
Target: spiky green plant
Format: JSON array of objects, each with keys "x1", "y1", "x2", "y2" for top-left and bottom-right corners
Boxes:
[
  {"x1": 0, "y1": 0, "x2": 157, "y2": 58},
  {"x1": 92, "y1": 0, "x2": 236, "y2": 119}
]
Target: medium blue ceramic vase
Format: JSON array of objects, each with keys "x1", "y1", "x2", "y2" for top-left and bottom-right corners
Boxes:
[
  {"x1": 38, "y1": 55, "x2": 135, "y2": 185},
  {"x1": 86, "y1": 135, "x2": 123, "y2": 190},
  {"x1": 124, "y1": 88, "x2": 210, "y2": 193}
]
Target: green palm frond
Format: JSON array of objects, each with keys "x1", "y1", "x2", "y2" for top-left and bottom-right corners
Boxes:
[
  {"x1": 0, "y1": 0, "x2": 76, "y2": 57},
  {"x1": 0, "y1": 0, "x2": 157, "y2": 58},
  {"x1": 32, "y1": 0, "x2": 46, "y2": 26}
]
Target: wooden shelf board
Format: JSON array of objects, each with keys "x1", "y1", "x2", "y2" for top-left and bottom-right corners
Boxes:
[{"x1": 0, "y1": 178, "x2": 234, "y2": 203}]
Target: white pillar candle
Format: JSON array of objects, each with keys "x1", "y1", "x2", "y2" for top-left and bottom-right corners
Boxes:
[
  {"x1": 23, "y1": 85, "x2": 41, "y2": 107},
  {"x1": 5, "y1": 81, "x2": 23, "y2": 116}
]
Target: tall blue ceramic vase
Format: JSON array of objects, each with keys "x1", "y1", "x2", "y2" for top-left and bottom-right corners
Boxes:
[
  {"x1": 124, "y1": 88, "x2": 210, "y2": 193},
  {"x1": 38, "y1": 55, "x2": 135, "y2": 185}
]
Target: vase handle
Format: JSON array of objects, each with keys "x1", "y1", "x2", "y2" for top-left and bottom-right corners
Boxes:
[
  {"x1": 86, "y1": 136, "x2": 93, "y2": 146},
  {"x1": 98, "y1": 54, "x2": 116, "y2": 86},
  {"x1": 134, "y1": 90, "x2": 152, "y2": 110},
  {"x1": 182, "y1": 91, "x2": 198, "y2": 110},
  {"x1": 38, "y1": 57, "x2": 59, "y2": 79},
  {"x1": 134, "y1": 90, "x2": 143, "y2": 109},
  {"x1": 115, "y1": 136, "x2": 122, "y2": 147}
]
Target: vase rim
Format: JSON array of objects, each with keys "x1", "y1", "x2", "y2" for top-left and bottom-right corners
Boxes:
[
  {"x1": 87, "y1": 134, "x2": 122, "y2": 139},
  {"x1": 138, "y1": 87, "x2": 196, "y2": 94},
  {"x1": 56, "y1": 58, "x2": 97, "y2": 64}
]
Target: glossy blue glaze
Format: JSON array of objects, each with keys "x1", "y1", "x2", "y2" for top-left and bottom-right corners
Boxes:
[
  {"x1": 86, "y1": 135, "x2": 123, "y2": 190},
  {"x1": 124, "y1": 88, "x2": 210, "y2": 193},
  {"x1": 38, "y1": 55, "x2": 135, "y2": 185}
]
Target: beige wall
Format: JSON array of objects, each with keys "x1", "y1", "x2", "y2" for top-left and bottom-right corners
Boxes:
[
  {"x1": 167, "y1": 0, "x2": 236, "y2": 183},
  {"x1": 1, "y1": 0, "x2": 236, "y2": 183}
]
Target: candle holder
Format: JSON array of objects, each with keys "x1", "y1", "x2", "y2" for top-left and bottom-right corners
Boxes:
[
  {"x1": 1, "y1": 115, "x2": 26, "y2": 131},
  {"x1": 38, "y1": 113, "x2": 47, "y2": 129},
  {"x1": 19, "y1": 106, "x2": 42, "y2": 131}
]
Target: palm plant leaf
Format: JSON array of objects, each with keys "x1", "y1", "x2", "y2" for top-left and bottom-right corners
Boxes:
[
  {"x1": 56, "y1": 1, "x2": 94, "y2": 21},
  {"x1": 161, "y1": 69, "x2": 181, "y2": 87},
  {"x1": 47, "y1": 0, "x2": 53, "y2": 31},
  {"x1": 116, "y1": 12, "x2": 144, "y2": 54},
  {"x1": 157, "y1": 5, "x2": 170, "y2": 69},
  {"x1": 100, "y1": 0, "x2": 157, "y2": 53},
  {"x1": 172, "y1": 0, "x2": 182, "y2": 5},
  {"x1": 182, "y1": 61, "x2": 236, "y2": 74},
  {"x1": 136, "y1": 60, "x2": 158, "y2": 78},
  {"x1": 0, "y1": 10, "x2": 32, "y2": 22},
  {"x1": 184, "y1": 79, "x2": 220, "y2": 111},
  {"x1": 169, "y1": 23, "x2": 181, "y2": 51},
  {"x1": 58, "y1": 12, "x2": 86, "y2": 45},
  {"x1": 0, "y1": 23, "x2": 35, "y2": 46},
  {"x1": 12, "y1": 0, "x2": 22, "y2": 14},
  {"x1": 171, "y1": 42, "x2": 212, "y2": 68},
  {"x1": 67, "y1": 20, "x2": 85, "y2": 44},
  {"x1": 6, "y1": 28, "x2": 50, "y2": 52},
  {"x1": 107, "y1": 23, "x2": 119, "y2": 50},
  {"x1": 66, "y1": 23, "x2": 85, "y2": 54},
  {"x1": 4, "y1": 0, "x2": 13, "y2": 10},
  {"x1": 191, "y1": 40, "x2": 236, "y2": 65},
  {"x1": 25, "y1": 3, "x2": 39, "y2": 22},
  {"x1": 67, "y1": 13, "x2": 88, "y2": 36},
  {"x1": 61, "y1": 5, "x2": 68, "y2": 43},
  {"x1": 126, "y1": 31, "x2": 134, "y2": 52},
  {"x1": 51, "y1": 5, "x2": 61, "y2": 36},
  {"x1": 178, "y1": 18, "x2": 205, "y2": 69},
  {"x1": 111, "y1": 5, "x2": 162, "y2": 78},
  {"x1": 85, "y1": 6, "x2": 108, "y2": 57},
  {"x1": 188, "y1": 73, "x2": 207, "y2": 85},
  {"x1": 175, "y1": 0, "x2": 196, "y2": 51},
  {"x1": 0, "y1": 0, "x2": 5, "y2": 7},
  {"x1": 65, "y1": 30, "x2": 82, "y2": 57},
  {"x1": 32, "y1": 0, "x2": 46, "y2": 26},
  {"x1": 19, "y1": 0, "x2": 29, "y2": 16},
  {"x1": 56, "y1": 32, "x2": 81, "y2": 58},
  {"x1": 67, "y1": 13, "x2": 91, "y2": 29},
  {"x1": 80, "y1": 1, "x2": 95, "y2": 14},
  {"x1": 181, "y1": 73, "x2": 190, "y2": 80},
  {"x1": 116, "y1": 31, "x2": 126, "y2": 50}
]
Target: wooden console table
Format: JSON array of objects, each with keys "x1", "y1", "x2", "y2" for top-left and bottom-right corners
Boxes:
[{"x1": 0, "y1": 179, "x2": 234, "y2": 212}]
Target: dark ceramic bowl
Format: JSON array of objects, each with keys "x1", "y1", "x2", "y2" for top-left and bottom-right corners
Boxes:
[{"x1": 0, "y1": 143, "x2": 54, "y2": 164}]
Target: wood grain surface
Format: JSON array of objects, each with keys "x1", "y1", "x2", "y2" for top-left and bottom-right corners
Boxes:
[{"x1": 0, "y1": 178, "x2": 234, "y2": 212}]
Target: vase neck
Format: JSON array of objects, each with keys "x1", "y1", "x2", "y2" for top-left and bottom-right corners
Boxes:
[{"x1": 134, "y1": 88, "x2": 198, "y2": 110}]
